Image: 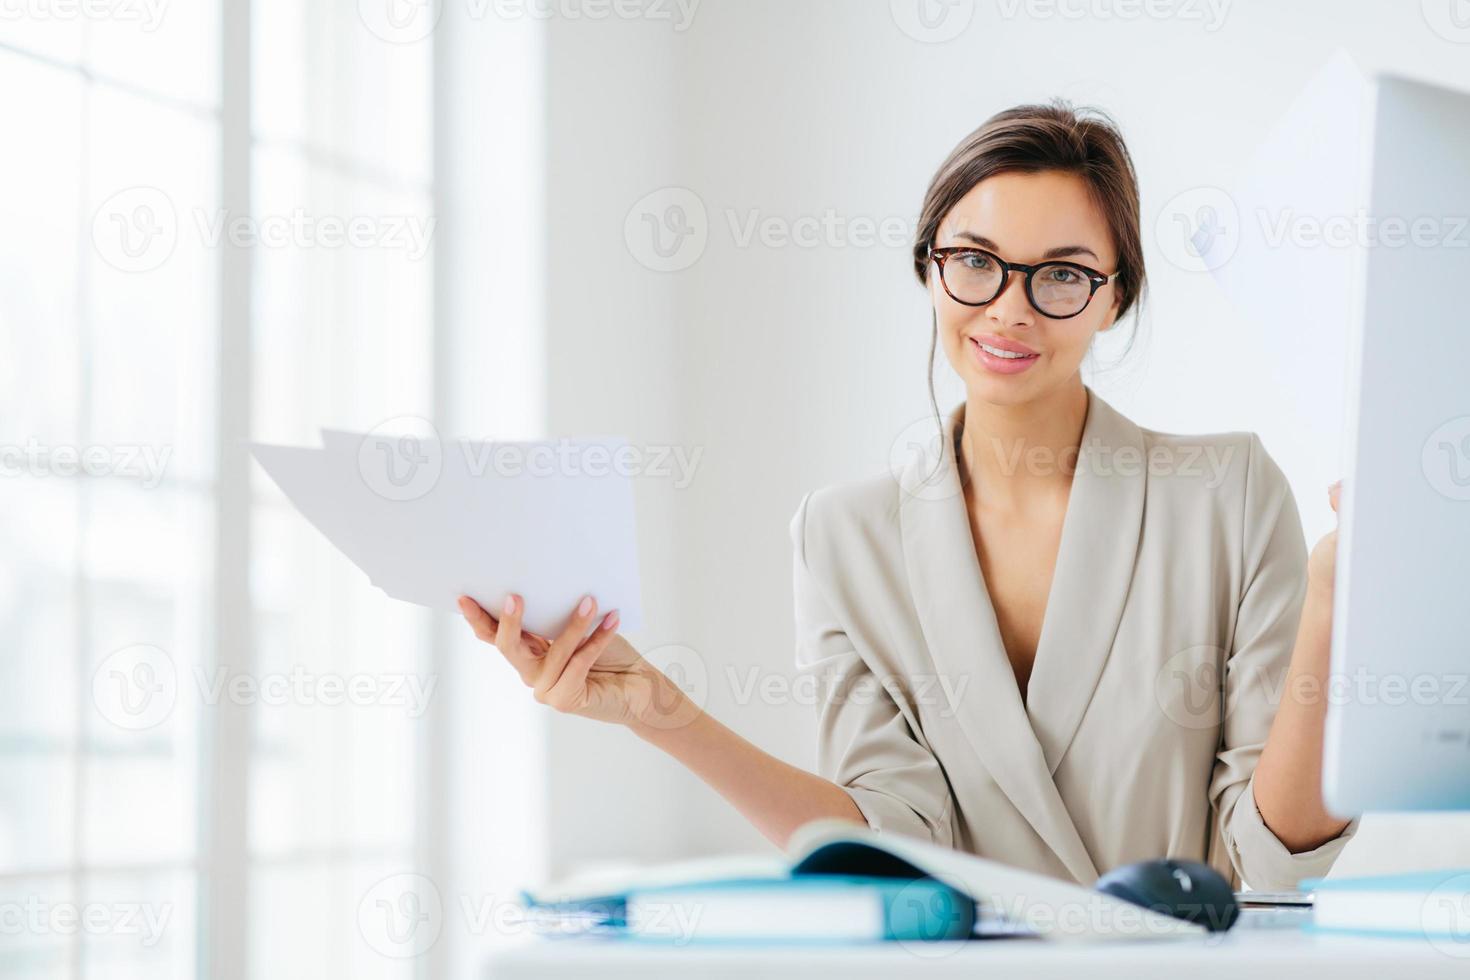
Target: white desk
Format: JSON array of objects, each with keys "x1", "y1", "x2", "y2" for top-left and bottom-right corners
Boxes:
[{"x1": 486, "y1": 911, "x2": 1470, "y2": 979}]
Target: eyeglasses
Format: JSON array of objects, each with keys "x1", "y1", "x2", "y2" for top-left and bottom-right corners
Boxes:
[{"x1": 928, "y1": 245, "x2": 1119, "y2": 320}]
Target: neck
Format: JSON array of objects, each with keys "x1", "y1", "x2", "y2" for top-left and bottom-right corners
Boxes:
[{"x1": 958, "y1": 377, "x2": 1089, "y2": 510}]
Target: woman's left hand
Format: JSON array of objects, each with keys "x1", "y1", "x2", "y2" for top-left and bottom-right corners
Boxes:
[{"x1": 1306, "y1": 479, "x2": 1343, "y2": 602}]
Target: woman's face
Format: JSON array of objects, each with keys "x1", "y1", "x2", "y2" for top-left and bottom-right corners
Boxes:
[{"x1": 930, "y1": 170, "x2": 1121, "y2": 408}]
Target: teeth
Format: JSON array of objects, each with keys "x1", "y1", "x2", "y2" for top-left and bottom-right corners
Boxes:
[{"x1": 978, "y1": 342, "x2": 1033, "y2": 359}]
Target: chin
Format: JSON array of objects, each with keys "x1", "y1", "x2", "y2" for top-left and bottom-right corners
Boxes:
[{"x1": 965, "y1": 372, "x2": 1046, "y2": 408}]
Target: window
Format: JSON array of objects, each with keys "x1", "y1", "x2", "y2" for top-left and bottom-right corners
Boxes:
[
  {"x1": 0, "y1": 4, "x2": 541, "y2": 977},
  {"x1": 246, "y1": 3, "x2": 434, "y2": 978},
  {"x1": 0, "y1": 13, "x2": 221, "y2": 977}
]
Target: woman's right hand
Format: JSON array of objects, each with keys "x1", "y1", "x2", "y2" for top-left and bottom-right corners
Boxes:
[
  {"x1": 457, "y1": 593, "x2": 696, "y2": 729},
  {"x1": 462, "y1": 594, "x2": 864, "y2": 848}
]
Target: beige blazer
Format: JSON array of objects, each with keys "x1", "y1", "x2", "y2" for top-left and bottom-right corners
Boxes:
[{"x1": 790, "y1": 387, "x2": 1356, "y2": 890}]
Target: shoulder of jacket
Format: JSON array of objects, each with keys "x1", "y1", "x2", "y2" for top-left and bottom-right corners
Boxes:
[
  {"x1": 1134, "y1": 425, "x2": 1285, "y2": 497},
  {"x1": 789, "y1": 471, "x2": 901, "y2": 565}
]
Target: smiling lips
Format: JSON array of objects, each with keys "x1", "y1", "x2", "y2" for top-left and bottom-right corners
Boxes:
[{"x1": 969, "y1": 333, "x2": 1040, "y2": 375}]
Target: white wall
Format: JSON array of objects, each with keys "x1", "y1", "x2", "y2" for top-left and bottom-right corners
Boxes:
[
  {"x1": 538, "y1": 0, "x2": 1470, "y2": 875},
  {"x1": 541, "y1": 12, "x2": 689, "y2": 873}
]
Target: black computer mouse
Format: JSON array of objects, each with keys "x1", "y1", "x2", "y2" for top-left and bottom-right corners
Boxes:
[{"x1": 1094, "y1": 858, "x2": 1239, "y2": 932}]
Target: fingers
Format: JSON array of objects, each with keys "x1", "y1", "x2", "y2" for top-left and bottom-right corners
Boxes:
[
  {"x1": 459, "y1": 594, "x2": 538, "y2": 682},
  {"x1": 496, "y1": 593, "x2": 525, "y2": 653},
  {"x1": 457, "y1": 595, "x2": 498, "y2": 643},
  {"x1": 1328, "y1": 479, "x2": 1343, "y2": 515},
  {"x1": 460, "y1": 593, "x2": 612, "y2": 703},
  {"x1": 534, "y1": 595, "x2": 600, "y2": 701},
  {"x1": 545, "y1": 611, "x2": 620, "y2": 705}
]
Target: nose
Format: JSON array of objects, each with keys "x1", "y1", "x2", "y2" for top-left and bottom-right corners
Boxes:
[{"x1": 986, "y1": 269, "x2": 1035, "y2": 328}]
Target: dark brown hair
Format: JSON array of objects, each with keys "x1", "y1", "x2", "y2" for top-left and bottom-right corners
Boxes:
[{"x1": 913, "y1": 100, "x2": 1147, "y2": 417}]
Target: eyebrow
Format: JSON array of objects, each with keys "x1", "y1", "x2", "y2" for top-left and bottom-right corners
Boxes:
[{"x1": 950, "y1": 231, "x2": 1100, "y2": 263}]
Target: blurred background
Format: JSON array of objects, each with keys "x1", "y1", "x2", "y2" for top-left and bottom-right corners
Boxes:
[{"x1": 3, "y1": 1, "x2": 1470, "y2": 977}]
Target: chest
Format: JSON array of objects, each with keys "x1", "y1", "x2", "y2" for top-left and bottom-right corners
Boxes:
[{"x1": 967, "y1": 501, "x2": 1067, "y2": 698}]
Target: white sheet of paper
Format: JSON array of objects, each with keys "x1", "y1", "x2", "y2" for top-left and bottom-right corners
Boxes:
[{"x1": 251, "y1": 431, "x2": 643, "y2": 637}]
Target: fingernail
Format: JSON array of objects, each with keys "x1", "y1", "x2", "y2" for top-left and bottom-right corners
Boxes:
[
  {"x1": 577, "y1": 595, "x2": 594, "y2": 617},
  {"x1": 502, "y1": 595, "x2": 516, "y2": 617},
  {"x1": 602, "y1": 610, "x2": 619, "y2": 631}
]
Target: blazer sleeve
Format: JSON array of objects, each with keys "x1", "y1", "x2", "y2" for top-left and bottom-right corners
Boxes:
[
  {"x1": 790, "y1": 490, "x2": 956, "y2": 847},
  {"x1": 1209, "y1": 434, "x2": 1358, "y2": 890}
]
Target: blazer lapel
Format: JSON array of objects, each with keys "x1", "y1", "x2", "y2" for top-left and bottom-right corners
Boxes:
[
  {"x1": 898, "y1": 395, "x2": 1111, "y2": 884},
  {"x1": 1023, "y1": 390, "x2": 1146, "y2": 777}
]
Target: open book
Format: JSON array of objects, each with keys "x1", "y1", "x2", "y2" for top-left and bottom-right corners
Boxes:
[{"x1": 523, "y1": 819, "x2": 1206, "y2": 943}]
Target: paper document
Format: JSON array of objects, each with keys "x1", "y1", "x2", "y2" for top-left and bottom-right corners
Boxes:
[{"x1": 250, "y1": 429, "x2": 643, "y2": 637}]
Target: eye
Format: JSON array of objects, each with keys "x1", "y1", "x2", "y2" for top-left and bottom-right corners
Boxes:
[
  {"x1": 1041, "y1": 265, "x2": 1082, "y2": 284},
  {"x1": 958, "y1": 252, "x2": 993, "y2": 271}
]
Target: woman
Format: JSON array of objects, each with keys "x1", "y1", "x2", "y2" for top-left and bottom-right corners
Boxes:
[{"x1": 457, "y1": 101, "x2": 1356, "y2": 890}]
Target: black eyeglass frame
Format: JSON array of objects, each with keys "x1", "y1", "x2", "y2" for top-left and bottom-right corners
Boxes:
[{"x1": 927, "y1": 245, "x2": 1119, "y2": 320}]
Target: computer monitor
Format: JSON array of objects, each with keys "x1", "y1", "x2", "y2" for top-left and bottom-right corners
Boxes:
[{"x1": 1322, "y1": 74, "x2": 1470, "y2": 814}]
